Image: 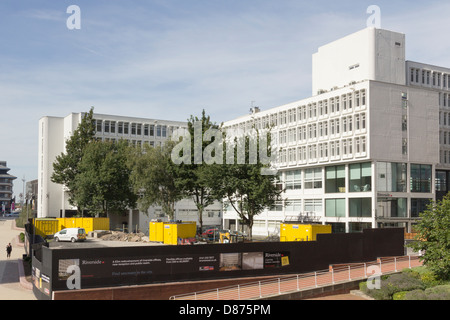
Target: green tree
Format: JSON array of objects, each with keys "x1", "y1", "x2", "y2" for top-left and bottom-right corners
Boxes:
[
  {"x1": 410, "y1": 195, "x2": 450, "y2": 280},
  {"x1": 73, "y1": 140, "x2": 137, "y2": 217},
  {"x1": 175, "y1": 110, "x2": 222, "y2": 231},
  {"x1": 212, "y1": 130, "x2": 282, "y2": 239},
  {"x1": 128, "y1": 141, "x2": 184, "y2": 220},
  {"x1": 51, "y1": 107, "x2": 96, "y2": 213}
]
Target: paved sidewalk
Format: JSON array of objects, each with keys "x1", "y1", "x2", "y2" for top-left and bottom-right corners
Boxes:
[{"x1": 0, "y1": 219, "x2": 36, "y2": 300}]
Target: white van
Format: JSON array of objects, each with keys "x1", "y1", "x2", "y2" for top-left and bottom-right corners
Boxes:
[{"x1": 54, "y1": 228, "x2": 87, "y2": 243}]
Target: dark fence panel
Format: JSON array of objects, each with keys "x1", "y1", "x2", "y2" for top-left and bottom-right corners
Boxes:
[{"x1": 32, "y1": 228, "x2": 404, "y2": 299}]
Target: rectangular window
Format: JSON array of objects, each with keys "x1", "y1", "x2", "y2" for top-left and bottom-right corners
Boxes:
[
  {"x1": 304, "y1": 199, "x2": 322, "y2": 214},
  {"x1": 137, "y1": 124, "x2": 142, "y2": 136},
  {"x1": 304, "y1": 168, "x2": 322, "y2": 189},
  {"x1": 349, "y1": 198, "x2": 372, "y2": 217},
  {"x1": 118, "y1": 122, "x2": 123, "y2": 134},
  {"x1": 410, "y1": 164, "x2": 432, "y2": 193},
  {"x1": 402, "y1": 115, "x2": 408, "y2": 131},
  {"x1": 325, "y1": 165, "x2": 346, "y2": 193},
  {"x1": 349, "y1": 163, "x2": 372, "y2": 192},
  {"x1": 104, "y1": 120, "x2": 110, "y2": 133},
  {"x1": 436, "y1": 171, "x2": 447, "y2": 192},
  {"x1": 156, "y1": 125, "x2": 161, "y2": 137},
  {"x1": 411, "y1": 198, "x2": 431, "y2": 217},
  {"x1": 271, "y1": 201, "x2": 284, "y2": 212},
  {"x1": 377, "y1": 198, "x2": 407, "y2": 218},
  {"x1": 402, "y1": 138, "x2": 408, "y2": 155},
  {"x1": 123, "y1": 123, "x2": 129, "y2": 135},
  {"x1": 96, "y1": 120, "x2": 103, "y2": 133},
  {"x1": 355, "y1": 114, "x2": 360, "y2": 130},
  {"x1": 376, "y1": 162, "x2": 407, "y2": 192},
  {"x1": 325, "y1": 199, "x2": 346, "y2": 217},
  {"x1": 285, "y1": 200, "x2": 302, "y2": 212},
  {"x1": 131, "y1": 123, "x2": 137, "y2": 135},
  {"x1": 285, "y1": 170, "x2": 301, "y2": 190}
]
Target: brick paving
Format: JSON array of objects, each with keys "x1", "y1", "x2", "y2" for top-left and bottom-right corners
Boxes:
[{"x1": 0, "y1": 219, "x2": 36, "y2": 300}]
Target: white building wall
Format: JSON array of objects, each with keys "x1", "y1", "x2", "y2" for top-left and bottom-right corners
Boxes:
[
  {"x1": 369, "y1": 81, "x2": 439, "y2": 164},
  {"x1": 38, "y1": 116, "x2": 65, "y2": 218},
  {"x1": 223, "y1": 28, "x2": 442, "y2": 237},
  {"x1": 312, "y1": 28, "x2": 405, "y2": 95},
  {"x1": 38, "y1": 112, "x2": 223, "y2": 231}
]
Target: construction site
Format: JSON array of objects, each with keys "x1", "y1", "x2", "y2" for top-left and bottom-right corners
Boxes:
[{"x1": 24, "y1": 216, "x2": 421, "y2": 300}]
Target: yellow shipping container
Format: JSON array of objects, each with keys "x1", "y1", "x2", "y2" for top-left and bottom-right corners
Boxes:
[
  {"x1": 33, "y1": 218, "x2": 60, "y2": 238},
  {"x1": 280, "y1": 223, "x2": 332, "y2": 242},
  {"x1": 163, "y1": 222, "x2": 196, "y2": 245},
  {"x1": 57, "y1": 217, "x2": 110, "y2": 233},
  {"x1": 149, "y1": 221, "x2": 165, "y2": 242},
  {"x1": 85, "y1": 217, "x2": 110, "y2": 233}
]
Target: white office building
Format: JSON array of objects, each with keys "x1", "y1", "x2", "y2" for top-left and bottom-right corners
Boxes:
[
  {"x1": 223, "y1": 27, "x2": 448, "y2": 236},
  {"x1": 38, "y1": 112, "x2": 223, "y2": 233}
]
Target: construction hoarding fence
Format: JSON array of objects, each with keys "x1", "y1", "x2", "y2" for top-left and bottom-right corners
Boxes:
[{"x1": 31, "y1": 228, "x2": 405, "y2": 300}]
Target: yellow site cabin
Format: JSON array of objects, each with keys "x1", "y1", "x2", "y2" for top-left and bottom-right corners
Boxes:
[
  {"x1": 280, "y1": 223, "x2": 332, "y2": 242},
  {"x1": 163, "y1": 222, "x2": 197, "y2": 245}
]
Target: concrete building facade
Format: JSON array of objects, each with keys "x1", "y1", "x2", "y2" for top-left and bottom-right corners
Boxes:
[
  {"x1": 0, "y1": 161, "x2": 16, "y2": 213},
  {"x1": 222, "y1": 28, "x2": 445, "y2": 237},
  {"x1": 38, "y1": 112, "x2": 222, "y2": 233}
]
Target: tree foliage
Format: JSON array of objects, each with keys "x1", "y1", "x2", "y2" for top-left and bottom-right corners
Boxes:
[
  {"x1": 410, "y1": 194, "x2": 450, "y2": 280},
  {"x1": 175, "y1": 110, "x2": 221, "y2": 230},
  {"x1": 51, "y1": 107, "x2": 96, "y2": 212},
  {"x1": 128, "y1": 141, "x2": 184, "y2": 220},
  {"x1": 212, "y1": 131, "x2": 282, "y2": 239},
  {"x1": 73, "y1": 140, "x2": 137, "y2": 217}
]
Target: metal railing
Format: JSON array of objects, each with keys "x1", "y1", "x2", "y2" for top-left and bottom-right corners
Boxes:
[{"x1": 170, "y1": 255, "x2": 422, "y2": 300}]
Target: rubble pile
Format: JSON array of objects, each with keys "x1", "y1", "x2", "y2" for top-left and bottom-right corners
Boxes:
[{"x1": 99, "y1": 231, "x2": 149, "y2": 243}]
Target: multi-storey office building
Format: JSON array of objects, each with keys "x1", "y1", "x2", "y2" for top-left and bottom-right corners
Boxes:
[
  {"x1": 223, "y1": 28, "x2": 443, "y2": 236},
  {"x1": 38, "y1": 112, "x2": 222, "y2": 232},
  {"x1": 0, "y1": 161, "x2": 16, "y2": 212}
]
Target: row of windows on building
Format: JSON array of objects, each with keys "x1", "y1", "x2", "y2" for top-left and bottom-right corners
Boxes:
[
  {"x1": 94, "y1": 119, "x2": 183, "y2": 138},
  {"x1": 410, "y1": 67, "x2": 450, "y2": 90},
  {"x1": 276, "y1": 112, "x2": 367, "y2": 145},
  {"x1": 275, "y1": 162, "x2": 432, "y2": 194},
  {"x1": 278, "y1": 136, "x2": 368, "y2": 165},
  {"x1": 229, "y1": 90, "x2": 367, "y2": 132},
  {"x1": 250, "y1": 221, "x2": 371, "y2": 234},
  {"x1": 94, "y1": 137, "x2": 165, "y2": 148},
  {"x1": 249, "y1": 196, "x2": 428, "y2": 219}
]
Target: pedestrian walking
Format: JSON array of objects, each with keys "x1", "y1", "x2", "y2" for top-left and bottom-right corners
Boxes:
[{"x1": 6, "y1": 243, "x2": 12, "y2": 259}]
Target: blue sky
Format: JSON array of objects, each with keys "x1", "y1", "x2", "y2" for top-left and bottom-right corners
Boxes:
[{"x1": 1, "y1": 0, "x2": 450, "y2": 198}]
